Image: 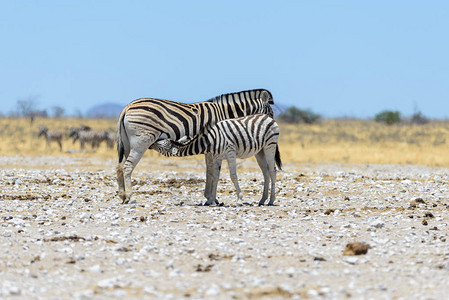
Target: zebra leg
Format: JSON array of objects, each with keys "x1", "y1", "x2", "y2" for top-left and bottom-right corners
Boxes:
[
  {"x1": 204, "y1": 154, "x2": 212, "y2": 199},
  {"x1": 226, "y1": 152, "x2": 243, "y2": 202},
  {"x1": 57, "y1": 139, "x2": 62, "y2": 152},
  {"x1": 255, "y1": 151, "x2": 270, "y2": 206},
  {"x1": 204, "y1": 154, "x2": 219, "y2": 205},
  {"x1": 122, "y1": 133, "x2": 153, "y2": 204},
  {"x1": 116, "y1": 162, "x2": 126, "y2": 202},
  {"x1": 122, "y1": 149, "x2": 145, "y2": 204},
  {"x1": 265, "y1": 147, "x2": 277, "y2": 206},
  {"x1": 204, "y1": 159, "x2": 222, "y2": 206}
]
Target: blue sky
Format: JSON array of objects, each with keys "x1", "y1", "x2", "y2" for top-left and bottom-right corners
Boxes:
[{"x1": 1, "y1": 1, "x2": 448, "y2": 118}]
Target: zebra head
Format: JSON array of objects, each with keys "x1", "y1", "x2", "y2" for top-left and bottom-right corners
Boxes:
[
  {"x1": 259, "y1": 89, "x2": 274, "y2": 118},
  {"x1": 152, "y1": 139, "x2": 177, "y2": 157},
  {"x1": 38, "y1": 126, "x2": 48, "y2": 137}
]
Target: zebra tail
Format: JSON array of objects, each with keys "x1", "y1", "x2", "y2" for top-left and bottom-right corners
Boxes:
[
  {"x1": 116, "y1": 108, "x2": 127, "y2": 163},
  {"x1": 275, "y1": 145, "x2": 283, "y2": 171}
]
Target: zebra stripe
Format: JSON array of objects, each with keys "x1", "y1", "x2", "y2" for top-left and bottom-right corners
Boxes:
[
  {"x1": 151, "y1": 114, "x2": 282, "y2": 206},
  {"x1": 116, "y1": 88, "x2": 275, "y2": 204}
]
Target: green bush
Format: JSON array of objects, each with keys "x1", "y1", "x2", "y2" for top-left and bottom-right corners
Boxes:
[
  {"x1": 278, "y1": 106, "x2": 321, "y2": 124},
  {"x1": 374, "y1": 110, "x2": 401, "y2": 125}
]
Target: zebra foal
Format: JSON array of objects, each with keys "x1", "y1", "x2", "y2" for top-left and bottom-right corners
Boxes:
[
  {"x1": 152, "y1": 114, "x2": 282, "y2": 206},
  {"x1": 38, "y1": 126, "x2": 63, "y2": 151},
  {"x1": 116, "y1": 89, "x2": 275, "y2": 204}
]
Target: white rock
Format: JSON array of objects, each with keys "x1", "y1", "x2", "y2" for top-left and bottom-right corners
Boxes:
[
  {"x1": 205, "y1": 285, "x2": 220, "y2": 296},
  {"x1": 97, "y1": 278, "x2": 117, "y2": 289},
  {"x1": 343, "y1": 257, "x2": 359, "y2": 265},
  {"x1": 88, "y1": 265, "x2": 103, "y2": 273}
]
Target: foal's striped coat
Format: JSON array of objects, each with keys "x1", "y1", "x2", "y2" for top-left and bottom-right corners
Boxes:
[{"x1": 152, "y1": 114, "x2": 282, "y2": 206}]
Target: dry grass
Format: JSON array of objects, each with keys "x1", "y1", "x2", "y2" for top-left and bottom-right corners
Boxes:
[
  {"x1": 0, "y1": 117, "x2": 117, "y2": 158},
  {"x1": 280, "y1": 119, "x2": 449, "y2": 166},
  {"x1": 1, "y1": 117, "x2": 449, "y2": 167}
]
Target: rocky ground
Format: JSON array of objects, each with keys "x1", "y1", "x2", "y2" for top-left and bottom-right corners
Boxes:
[{"x1": 1, "y1": 155, "x2": 449, "y2": 299}]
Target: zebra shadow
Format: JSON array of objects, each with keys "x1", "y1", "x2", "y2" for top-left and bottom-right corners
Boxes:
[{"x1": 175, "y1": 201, "x2": 279, "y2": 207}]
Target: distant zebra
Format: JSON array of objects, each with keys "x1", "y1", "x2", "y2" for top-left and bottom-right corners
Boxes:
[
  {"x1": 98, "y1": 130, "x2": 115, "y2": 149},
  {"x1": 38, "y1": 126, "x2": 63, "y2": 151},
  {"x1": 151, "y1": 114, "x2": 282, "y2": 206},
  {"x1": 116, "y1": 89, "x2": 275, "y2": 204},
  {"x1": 69, "y1": 128, "x2": 101, "y2": 150}
]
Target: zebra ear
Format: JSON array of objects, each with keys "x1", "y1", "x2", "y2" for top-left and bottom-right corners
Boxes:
[{"x1": 260, "y1": 90, "x2": 274, "y2": 105}]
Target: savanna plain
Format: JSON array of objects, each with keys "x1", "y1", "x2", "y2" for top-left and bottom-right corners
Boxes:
[{"x1": 1, "y1": 117, "x2": 449, "y2": 299}]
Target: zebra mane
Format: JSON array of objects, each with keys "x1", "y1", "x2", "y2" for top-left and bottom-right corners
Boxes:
[{"x1": 204, "y1": 89, "x2": 273, "y2": 104}]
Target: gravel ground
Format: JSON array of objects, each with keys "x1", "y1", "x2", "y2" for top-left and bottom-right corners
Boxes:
[{"x1": 1, "y1": 155, "x2": 449, "y2": 299}]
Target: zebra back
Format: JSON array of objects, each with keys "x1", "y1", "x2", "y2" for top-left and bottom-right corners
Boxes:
[{"x1": 124, "y1": 89, "x2": 273, "y2": 137}]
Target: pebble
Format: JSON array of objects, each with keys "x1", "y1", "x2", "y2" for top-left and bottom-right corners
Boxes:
[{"x1": 343, "y1": 257, "x2": 359, "y2": 265}]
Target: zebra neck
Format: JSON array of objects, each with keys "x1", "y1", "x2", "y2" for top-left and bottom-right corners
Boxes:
[{"x1": 210, "y1": 90, "x2": 263, "y2": 119}]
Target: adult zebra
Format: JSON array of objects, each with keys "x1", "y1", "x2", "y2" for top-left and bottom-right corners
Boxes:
[
  {"x1": 116, "y1": 89, "x2": 274, "y2": 204},
  {"x1": 152, "y1": 114, "x2": 282, "y2": 206}
]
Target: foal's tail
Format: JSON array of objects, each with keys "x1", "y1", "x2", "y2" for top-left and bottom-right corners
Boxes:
[{"x1": 275, "y1": 145, "x2": 283, "y2": 171}]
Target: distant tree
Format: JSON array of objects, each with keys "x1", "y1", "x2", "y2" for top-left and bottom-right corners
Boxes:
[
  {"x1": 16, "y1": 95, "x2": 41, "y2": 124},
  {"x1": 410, "y1": 111, "x2": 429, "y2": 125},
  {"x1": 51, "y1": 106, "x2": 65, "y2": 118},
  {"x1": 278, "y1": 106, "x2": 321, "y2": 124},
  {"x1": 375, "y1": 110, "x2": 401, "y2": 125},
  {"x1": 410, "y1": 105, "x2": 429, "y2": 125},
  {"x1": 17, "y1": 98, "x2": 36, "y2": 117}
]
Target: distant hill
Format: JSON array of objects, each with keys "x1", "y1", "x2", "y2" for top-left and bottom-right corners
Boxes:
[{"x1": 86, "y1": 103, "x2": 124, "y2": 118}]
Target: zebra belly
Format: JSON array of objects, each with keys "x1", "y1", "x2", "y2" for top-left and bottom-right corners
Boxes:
[{"x1": 235, "y1": 147, "x2": 263, "y2": 159}]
